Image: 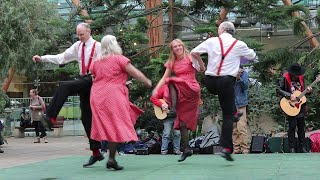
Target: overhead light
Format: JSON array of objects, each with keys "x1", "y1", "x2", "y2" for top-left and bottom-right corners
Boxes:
[{"x1": 58, "y1": 3, "x2": 61, "y2": 6}]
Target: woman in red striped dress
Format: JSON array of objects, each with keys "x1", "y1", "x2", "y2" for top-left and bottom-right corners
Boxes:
[
  {"x1": 151, "y1": 39, "x2": 205, "y2": 162},
  {"x1": 90, "y1": 35, "x2": 152, "y2": 170}
]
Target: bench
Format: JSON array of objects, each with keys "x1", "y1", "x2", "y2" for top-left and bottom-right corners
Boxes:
[
  {"x1": 14, "y1": 116, "x2": 65, "y2": 138},
  {"x1": 15, "y1": 124, "x2": 34, "y2": 138}
]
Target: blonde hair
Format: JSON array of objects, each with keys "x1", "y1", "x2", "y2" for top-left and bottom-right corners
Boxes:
[
  {"x1": 99, "y1": 35, "x2": 122, "y2": 59},
  {"x1": 167, "y1": 39, "x2": 189, "y2": 68}
]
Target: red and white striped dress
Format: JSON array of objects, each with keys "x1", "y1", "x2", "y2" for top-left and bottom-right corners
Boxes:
[
  {"x1": 89, "y1": 55, "x2": 143, "y2": 142},
  {"x1": 151, "y1": 55, "x2": 201, "y2": 131}
]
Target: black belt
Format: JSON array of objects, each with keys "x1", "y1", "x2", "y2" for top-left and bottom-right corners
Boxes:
[{"x1": 206, "y1": 75, "x2": 235, "y2": 79}]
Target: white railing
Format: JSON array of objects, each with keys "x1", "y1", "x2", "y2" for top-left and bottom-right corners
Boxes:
[
  {"x1": 5, "y1": 96, "x2": 84, "y2": 136},
  {"x1": 9, "y1": 96, "x2": 80, "y2": 107}
]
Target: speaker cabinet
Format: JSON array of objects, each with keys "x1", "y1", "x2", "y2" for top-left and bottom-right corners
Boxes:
[
  {"x1": 266, "y1": 137, "x2": 311, "y2": 153},
  {"x1": 250, "y1": 136, "x2": 265, "y2": 153}
]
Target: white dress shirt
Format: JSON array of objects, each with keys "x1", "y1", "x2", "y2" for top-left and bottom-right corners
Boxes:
[
  {"x1": 191, "y1": 33, "x2": 256, "y2": 77},
  {"x1": 41, "y1": 37, "x2": 101, "y2": 75}
]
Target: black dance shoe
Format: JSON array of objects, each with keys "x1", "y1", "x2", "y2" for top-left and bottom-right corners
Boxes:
[
  {"x1": 178, "y1": 150, "x2": 193, "y2": 162},
  {"x1": 233, "y1": 112, "x2": 243, "y2": 123},
  {"x1": 83, "y1": 154, "x2": 104, "y2": 167},
  {"x1": 220, "y1": 149, "x2": 234, "y2": 161},
  {"x1": 106, "y1": 161, "x2": 124, "y2": 170},
  {"x1": 0, "y1": 149, "x2": 4, "y2": 153}
]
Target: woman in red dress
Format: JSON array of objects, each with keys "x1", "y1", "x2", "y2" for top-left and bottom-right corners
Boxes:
[
  {"x1": 152, "y1": 39, "x2": 205, "y2": 162},
  {"x1": 90, "y1": 35, "x2": 152, "y2": 170}
]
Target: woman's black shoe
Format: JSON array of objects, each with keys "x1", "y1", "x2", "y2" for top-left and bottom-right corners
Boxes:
[
  {"x1": 178, "y1": 150, "x2": 193, "y2": 162},
  {"x1": 83, "y1": 154, "x2": 104, "y2": 167},
  {"x1": 106, "y1": 161, "x2": 124, "y2": 170}
]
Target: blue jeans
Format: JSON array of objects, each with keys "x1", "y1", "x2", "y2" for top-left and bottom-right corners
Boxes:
[{"x1": 161, "y1": 118, "x2": 181, "y2": 152}]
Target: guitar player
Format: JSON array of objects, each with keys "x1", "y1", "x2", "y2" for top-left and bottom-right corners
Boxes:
[{"x1": 277, "y1": 63, "x2": 312, "y2": 153}]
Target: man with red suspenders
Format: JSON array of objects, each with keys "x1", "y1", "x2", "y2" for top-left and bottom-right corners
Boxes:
[
  {"x1": 32, "y1": 23, "x2": 104, "y2": 167},
  {"x1": 191, "y1": 21, "x2": 256, "y2": 161}
]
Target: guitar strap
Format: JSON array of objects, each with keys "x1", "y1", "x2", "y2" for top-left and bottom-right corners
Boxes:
[{"x1": 283, "y1": 72, "x2": 304, "y2": 92}]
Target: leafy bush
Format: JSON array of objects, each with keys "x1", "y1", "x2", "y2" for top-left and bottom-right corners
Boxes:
[{"x1": 0, "y1": 91, "x2": 9, "y2": 115}]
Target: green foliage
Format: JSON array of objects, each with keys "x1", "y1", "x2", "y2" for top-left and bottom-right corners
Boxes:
[
  {"x1": 194, "y1": 24, "x2": 218, "y2": 36},
  {"x1": 85, "y1": 0, "x2": 143, "y2": 29},
  {"x1": 0, "y1": 91, "x2": 9, "y2": 114},
  {"x1": 248, "y1": 82, "x2": 280, "y2": 121},
  {"x1": 282, "y1": 5, "x2": 310, "y2": 17},
  {"x1": 254, "y1": 48, "x2": 300, "y2": 82},
  {"x1": 0, "y1": 0, "x2": 70, "y2": 80},
  {"x1": 112, "y1": 20, "x2": 149, "y2": 57},
  {"x1": 316, "y1": 8, "x2": 320, "y2": 26},
  {"x1": 143, "y1": 54, "x2": 168, "y2": 83},
  {"x1": 293, "y1": 17, "x2": 305, "y2": 36},
  {"x1": 235, "y1": 0, "x2": 278, "y2": 18},
  {"x1": 237, "y1": 37, "x2": 264, "y2": 51}
]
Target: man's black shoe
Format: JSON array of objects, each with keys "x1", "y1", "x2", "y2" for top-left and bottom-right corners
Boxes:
[
  {"x1": 178, "y1": 150, "x2": 193, "y2": 162},
  {"x1": 0, "y1": 149, "x2": 4, "y2": 153},
  {"x1": 167, "y1": 110, "x2": 177, "y2": 118},
  {"x1": 106, "y1": 161, "x2": 124, "y2": 170},
  {"x1": 220, "y1": 149, "x2": 234, "y2": 161},
  {"x1": 83, "y1": 154, "x2": 104, "y2": 167},
  {"x1": 233, "y1": 112, "x2": 243, "y2": 123}
]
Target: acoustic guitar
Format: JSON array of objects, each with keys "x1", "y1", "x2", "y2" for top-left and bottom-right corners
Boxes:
[
  {"x1": 280, "y1": 75, "x2": 320, "y2": 116},
  {"x1": 153, "y1": 99, "x2": 168, "y2": 120}
]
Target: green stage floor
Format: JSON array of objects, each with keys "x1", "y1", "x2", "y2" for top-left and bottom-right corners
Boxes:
[{"x1": 1, "y1": 153, "x2": 319, "y2": 180}]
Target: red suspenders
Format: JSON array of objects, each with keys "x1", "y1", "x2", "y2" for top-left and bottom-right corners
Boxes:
[
  {"x1": 217, "y1": 37, "x2": 238, "y2": 75},
  {"x1": 80, "y1": 41, "x2": 97, "y2": 75}
]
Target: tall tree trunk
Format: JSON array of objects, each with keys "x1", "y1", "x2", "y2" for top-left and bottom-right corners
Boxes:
[
  {"x1": 168, "y1": 0, "x2": 174, "y2": 42},
  {"x1": 71, "y1": 0, "x2": 92, "y2": 24},
  {"x1": 216, "y1": 8, "x2": 228, "y2": 27},
  {"x1": 146, "y1": 0, "x2": 164, "y2": 58},
  {"x1": 2, "y1": 67, "x2": 14, "y2": 93},
  {"x1": 282, "y1": 0, "x2": 319, "y2": 48}
]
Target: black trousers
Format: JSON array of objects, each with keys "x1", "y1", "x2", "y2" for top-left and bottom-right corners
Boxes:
[
  {"x1": 33, "y1": 121, "x2": 46, "y2": 138},
  {"x1": 287, "y1": 116, "x2": 305, "y2": 149},
  {"x1": 46, "y1": 76, "x2": 101, "y2": 150},
  {"x1": 205, "y1": 75, "x2": 236, "y2": 150}
]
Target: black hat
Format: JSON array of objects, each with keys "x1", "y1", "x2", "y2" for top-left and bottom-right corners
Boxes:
[{"x1": 287, "y1": 63, "x2": 305, "y2": 76}]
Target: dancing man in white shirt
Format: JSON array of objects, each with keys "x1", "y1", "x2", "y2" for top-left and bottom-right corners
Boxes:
[
  {"x1": 191, "y1": 21, "x2": 256, "y2": 161},
  {"x1": 32, "y1": 23, "x2": 104, "y2": 167}
]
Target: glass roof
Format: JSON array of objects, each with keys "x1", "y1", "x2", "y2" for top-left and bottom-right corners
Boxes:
[{"x1": 47, "y1": 0, "x2": 73, "y2": 17}]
